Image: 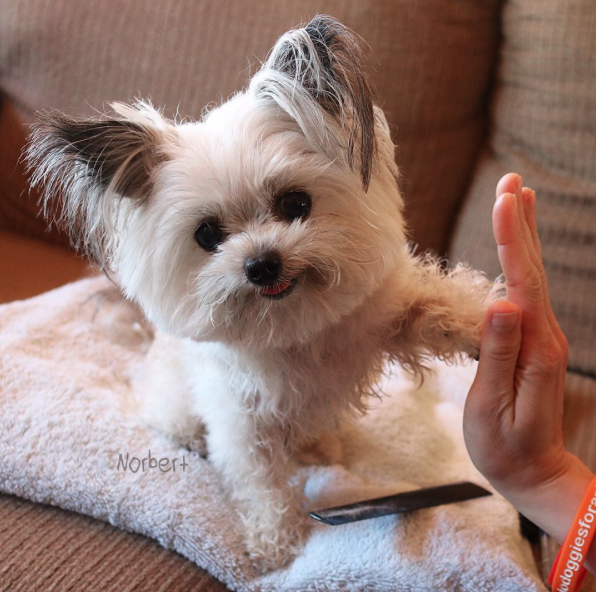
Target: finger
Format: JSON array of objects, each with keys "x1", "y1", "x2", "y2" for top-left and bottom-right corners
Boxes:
[
  {"x1": 493, "y1": 190, "x2": 559, "y2": 359},
  {"x1": 498, "y1": 174, "x2": 538, "y2": 264},
  {"x1": 521, "y1": 187, "x2": 568, "y2": 350},
  {"x1": 497, "y1": 173, "x2": 525, "y2": 228},
  {"x1": 521, "y1": 188, "x2": 541, "y2": 259},
  {"x1": 468, "y1": 301, "x2": 522, "y2": 422},
  {"x1": 521, "y1": 187, "x2": 551, "y2": 319},
  {"x1": 496, "y1": 173, "x2": 521, "y2": 202},
  {"x1": 493, "y1": 192, "x2": 546, "y2": 309},
  {"x1": 494, "y1": 185, "x2": 566, "y2": 377}
]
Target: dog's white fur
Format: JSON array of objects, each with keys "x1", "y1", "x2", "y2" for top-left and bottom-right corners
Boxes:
[{"x1": 27, "y1": 16, "x2": 501, "y2": 569}]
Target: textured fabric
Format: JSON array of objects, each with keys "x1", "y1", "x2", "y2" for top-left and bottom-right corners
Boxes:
[
  {"x1": 0, "y1": 231, "x2": 90, "y2": 303},
  {"x1": 450, "y1": 0, "x2": 596, "y2": 377},
  {"x1": 0, "y1": 494, "x2": 230, "y2": 592},
  {"x1": 563, "y1": 373, "x2": 596, "y2": 474},
  {"x1": 3, "y1": 240, "x2": 596, "y2": 590},
  {"x1": 0, "y1": 278, "x2": 545, "y2": 592},
  {"x1": 0, "y1": 0, "x2": 500, "y2": 254}
]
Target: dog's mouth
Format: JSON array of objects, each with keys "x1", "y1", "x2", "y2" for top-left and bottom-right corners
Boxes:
[{"x1": 260, "y1": 278, "x2": 298, "y2": 300}]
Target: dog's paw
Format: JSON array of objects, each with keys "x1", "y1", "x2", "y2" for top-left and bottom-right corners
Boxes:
[
  {"x1": 245, "y1": 518, "x2": 307, "y2": 572},
  {"x1": 460, "y1": 333, "x2": 480, "y2": 362},
  {"x1": 463, "y1": 330, "x2": 482, "y2": 362},
  {"x1": 296, "y1": 431, "x2": 343, "y2": 466},
  {"x1": 441, "y1": 325, "x2": 481, "y2": 363},
  {"x1": 240, "y1": 502, "x2": 308, "y2": 572},
  {"x1": 174, "y1": 419, "x2": 208, "y2": 457}
]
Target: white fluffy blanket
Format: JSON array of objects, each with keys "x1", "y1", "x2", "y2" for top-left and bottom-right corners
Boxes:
[{"x1": 0, "y1": 277, "x2": 546, "y2": 591}]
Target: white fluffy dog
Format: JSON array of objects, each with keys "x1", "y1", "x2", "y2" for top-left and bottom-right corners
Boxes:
[{"x1": 28, "y1": 16, "x2": 500, "y2": 569}]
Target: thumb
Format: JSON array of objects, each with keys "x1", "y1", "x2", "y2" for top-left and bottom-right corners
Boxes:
[{"x1": 470, "y1": 301, "x2": 522, "y2": 406}]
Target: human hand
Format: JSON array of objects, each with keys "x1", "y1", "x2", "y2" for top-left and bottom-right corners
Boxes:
[{"x1": 463, "y1": 173, "x2": 593, "y2": 547}]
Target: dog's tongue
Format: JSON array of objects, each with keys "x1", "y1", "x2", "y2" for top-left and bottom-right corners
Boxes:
[{"x1": 261, "y1": 281, "x2": 291, "y2": 296}]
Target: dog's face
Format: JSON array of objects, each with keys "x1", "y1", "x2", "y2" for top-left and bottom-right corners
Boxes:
[{"x1": 28, "y1": 16, "x2": 405, "y2": 349}]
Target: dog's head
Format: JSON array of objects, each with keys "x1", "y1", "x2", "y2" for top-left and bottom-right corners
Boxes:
[{"x1": 28, "y1": 16, "x2": 405, "y2": 349}]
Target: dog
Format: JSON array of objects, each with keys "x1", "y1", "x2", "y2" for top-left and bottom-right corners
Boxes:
[{"x1": 27, "y1": 15, "x2": 500, "y2": 570}]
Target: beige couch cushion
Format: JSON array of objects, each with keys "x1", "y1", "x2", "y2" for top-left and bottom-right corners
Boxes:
[
  {"x1": 450, "y1": 0, "x2": 596, "y2": 377},
  {"x1": 0, "y1": 0, "x2": 501, "y2": 254}
]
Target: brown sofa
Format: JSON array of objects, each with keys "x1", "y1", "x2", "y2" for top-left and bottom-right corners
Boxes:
[{"x1": 1, "y1": 1, "x2": 595, "y2": 590}]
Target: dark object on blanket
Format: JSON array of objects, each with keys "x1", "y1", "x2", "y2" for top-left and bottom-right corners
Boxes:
[
  {"x1": 310, "y1": 482, "x2": 492, "y2": 526},
  {"x1": 1, "y1": 0, "x2": 596, "y2": 590}
]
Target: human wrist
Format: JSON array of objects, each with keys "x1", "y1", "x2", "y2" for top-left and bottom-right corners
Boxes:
[
  {"x1": 491, "y1": 453, "x2": 594, "y2": 543},
  {"x1": 480, "y1": 448, "x2": 573, "y2": 510}
]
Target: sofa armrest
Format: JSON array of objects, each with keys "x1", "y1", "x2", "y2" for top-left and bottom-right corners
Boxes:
[{"x1": 0, "y1": 230, "x2": 91, "y2": 304}]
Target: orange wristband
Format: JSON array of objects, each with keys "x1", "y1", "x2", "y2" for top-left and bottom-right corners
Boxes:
[{"x1": 549, "y1": 474, "x2": 596, "y2": 592}]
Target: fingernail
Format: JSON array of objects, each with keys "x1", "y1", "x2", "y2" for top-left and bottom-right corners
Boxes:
[
  {"x1": 492, "y1": 311, "x2": 518, "y2": 333},
  {"x1": 522, "y1": 188, "x2": 536, "y2": 204},
  {"x1": 496, "y1": 192, "x2": 515, "y2": 208}
]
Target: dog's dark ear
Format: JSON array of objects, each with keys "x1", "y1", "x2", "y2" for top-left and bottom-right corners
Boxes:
[
  {"x1": 28, "y1": 103, "x2": 170, "y2": 200},
  {"x1": 253, "y1": 15, "x2": 376, "y2": 190},
  {"x1": 26, "y1": 102, "x2": 173, "y2": 264}
]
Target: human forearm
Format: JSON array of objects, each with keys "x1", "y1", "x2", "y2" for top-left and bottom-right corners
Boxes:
[{"x1": 492, "y1": 453, "x2": 596, "y2": 575}]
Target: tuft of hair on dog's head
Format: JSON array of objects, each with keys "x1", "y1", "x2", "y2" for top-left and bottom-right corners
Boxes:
[
  {"x1": 25, "y1": 16, "x2": 402, "y2": 348},
  {"x1": 26, "y1": 16, "x2": 381, "y2": 268},
  {"x1": 250, "y1": 14, "x2": 377, "y2": 191},
  {"x1": 26, "y1": 101, "x2": 175, "y2": 267}
]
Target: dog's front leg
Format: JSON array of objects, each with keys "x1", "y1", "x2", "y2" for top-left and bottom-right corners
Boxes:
[
  {"x1": 205, "y1": 408, "x2": 306, "y2": 570},
  {"x1": 387, "y1": 260, "x2": 504, "y2": 370}
]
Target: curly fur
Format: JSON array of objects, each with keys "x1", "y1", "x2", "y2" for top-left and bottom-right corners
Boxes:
[{"x1": 26, "y1": 15, "x2": 502, "y2": 570}]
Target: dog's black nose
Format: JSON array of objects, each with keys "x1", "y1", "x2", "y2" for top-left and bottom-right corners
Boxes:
[{"x1": 244, "y1": 251, "x2": 282, "y2": 286}]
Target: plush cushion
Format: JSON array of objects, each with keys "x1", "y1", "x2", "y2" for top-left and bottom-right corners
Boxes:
[
  {"x1": 0, "y1": 278, "x2": 546, "y2": 591},
  {"x1": 0, "y1": 0, "x2": 501, "y2": 254},
  {"x1": 450, "y1": 0, "x2": 596, "y2": 377}
]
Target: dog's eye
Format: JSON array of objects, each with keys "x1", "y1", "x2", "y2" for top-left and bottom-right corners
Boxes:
[
  {"x1": 276, "y1": 191, "x2": 312, "y2": 221},
  {"x1": 194, "y1": 220, "x2": 224, "y2": 252}
]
